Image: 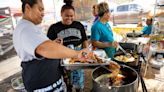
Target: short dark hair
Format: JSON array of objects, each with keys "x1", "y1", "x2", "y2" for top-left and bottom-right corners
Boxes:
[
  {"x1": 61, "y1": 0, "x2": 75, "y2": 13},
  {"x1": 21, "y1": 0, "x2": 38, "y2": 13},
  {"x1": 147, "y1": 18, "x2": 153, "y2": 22}
]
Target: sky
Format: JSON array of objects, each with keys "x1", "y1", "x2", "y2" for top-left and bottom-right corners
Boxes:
[
  {"x1": 0, "y1": 0, "x2": 160, "y2": 7},
  {"x1": 0, "y1": 0, "x2": 160, "y2": 22},
  {"x1": 0, "y1": 0, "x2": 159, "y2": 11},
  {"x1": 0, "y1": 0, "x2": 57, "y2": 11},
  {"x1": 0, "y1": 0, "x2": 64, "y2": 22},
  {"x1": 0, "y1": 0, "x2": 21, "y2": 8}
]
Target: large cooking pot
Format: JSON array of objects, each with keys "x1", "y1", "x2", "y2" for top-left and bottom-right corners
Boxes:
[{"x1": 92, "y1": 65, "x2": 139, "y2": 92}]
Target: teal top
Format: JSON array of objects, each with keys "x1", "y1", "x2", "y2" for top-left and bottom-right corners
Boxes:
[
  {"x1": 91, "y1": 20, "x2": 116, "y2": 58},
  {"x1": 142, "y1": 25, "x2": 152, "y2": 35}
]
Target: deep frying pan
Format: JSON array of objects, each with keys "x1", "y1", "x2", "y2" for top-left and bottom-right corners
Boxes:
[{"x1": 113, "y1": 52, "x2": 139, "y2": 67}]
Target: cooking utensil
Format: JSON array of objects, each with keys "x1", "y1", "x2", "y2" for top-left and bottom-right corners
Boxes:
[
  {"x1": 82, "y1": 52, "x2": 87, "y2": 57},
  {"x1": 118, "y1": 44, "x2": 131, "y2": 57},
  {"x1": 81, "y1": 44, "x2": 93, "y2": 57}
]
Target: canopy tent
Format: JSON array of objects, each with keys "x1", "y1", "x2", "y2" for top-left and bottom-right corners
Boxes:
[{"x1": 0, "y1": 0, "x2": 56, "y2": 17}]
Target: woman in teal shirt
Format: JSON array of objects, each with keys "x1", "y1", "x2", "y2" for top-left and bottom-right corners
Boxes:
[{"x1": 91, "y1": 2, "x2": 118, "y2": 58}]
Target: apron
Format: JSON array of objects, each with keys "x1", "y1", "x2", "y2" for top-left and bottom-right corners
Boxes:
[{"x1": 21, "y1": 58, "x2": 65, "y2": 92}]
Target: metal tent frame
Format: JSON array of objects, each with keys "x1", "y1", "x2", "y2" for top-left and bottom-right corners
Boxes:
[{"x1": 0, "y1": 7, "x2": 14, "y2": 55}]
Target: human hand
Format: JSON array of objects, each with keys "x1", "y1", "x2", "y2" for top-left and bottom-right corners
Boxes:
[
  {"x1": 122, "y1": 38, "x2": 128, "y2": 42},
  {"x1": 76, "y1": 49, "x2": 99, "y2": 63},
  {"x1": 77, "y1": 48, "x2": 91, "y2": 59},
  {"x1": 112, "y1": 41, "x2": 118, "y2": 48},
  {"x1": 54, "y1": 38, "x2": 63, "y2": 44}
]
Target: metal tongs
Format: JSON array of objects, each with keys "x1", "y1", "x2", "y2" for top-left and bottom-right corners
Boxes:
[
  {"x1": 82, "y1": 44, "x2": 93, "y2": 57},
  {"x1": 118, "y1": 44, "x2": 131, "y2": 57}
]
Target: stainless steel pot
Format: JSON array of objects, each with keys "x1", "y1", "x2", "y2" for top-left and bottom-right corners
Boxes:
[{"x1": 92, "y1": 65, "x2": 139, "y2": 92}]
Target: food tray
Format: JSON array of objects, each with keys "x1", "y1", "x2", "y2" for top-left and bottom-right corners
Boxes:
[{"x1": 61, "y1": 58, "x2": 111, "y2": 70}]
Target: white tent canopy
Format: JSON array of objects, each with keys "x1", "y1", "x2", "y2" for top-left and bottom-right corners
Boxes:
[{"x1": 0, "y1": 0, "x2": 56, "y2": 14}]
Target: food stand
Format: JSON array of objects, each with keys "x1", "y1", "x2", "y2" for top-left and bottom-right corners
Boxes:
[{"x1": 1, "y1": 0, "x2": 163, "y2": 92}]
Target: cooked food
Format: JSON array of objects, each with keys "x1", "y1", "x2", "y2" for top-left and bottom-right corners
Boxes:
[
  {"x1": 69, "y1": 52, "x2": 104, "y2": 64},
  {"x1": 109, "y1": 62, "x2": 120, "y2": 70},
  {"x1": 95, "y1": 63, "x2": 125, "y2": 86},
  {"x1": 115, "y1": 55, "x2": 135, "y2": 62},
  {"x1": 95, "y1": 73, "x2": 125, "y2": 86},
  {"x1": 108, "y1": 62, "x2": 120, "y2": 77},
  {"x1": 109, "y1": 62, "x2": 124, "y2": 86}
]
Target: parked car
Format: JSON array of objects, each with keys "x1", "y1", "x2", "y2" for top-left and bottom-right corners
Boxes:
[
  {"x1": 111, "y1": 3, "x2": 145, "y2": 24},
  {"x1": 111, "y1": 2, "x2": 164, "y2": 32}
]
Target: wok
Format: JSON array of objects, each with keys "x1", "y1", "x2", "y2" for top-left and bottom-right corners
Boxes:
[
  {"x1": 114, "y1": 43, "x2": 139, "y2": 67},
  {"x1": 113, "y1": 51, "x2": 139, "y2": 67}
]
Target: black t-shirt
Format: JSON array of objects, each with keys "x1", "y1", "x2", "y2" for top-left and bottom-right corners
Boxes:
[{"x1": 47, "y1": 21, "x2": 87, "y2": 47}]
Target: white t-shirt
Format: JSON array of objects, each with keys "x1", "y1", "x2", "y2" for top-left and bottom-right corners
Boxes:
[{"x1": 13, "y1": 19, "x2": 49, "y2": 62}]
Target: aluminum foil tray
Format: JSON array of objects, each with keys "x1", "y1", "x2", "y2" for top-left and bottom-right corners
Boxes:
[{"x1": 61, "y1": 58, "x2": 111, "y2": 70}]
